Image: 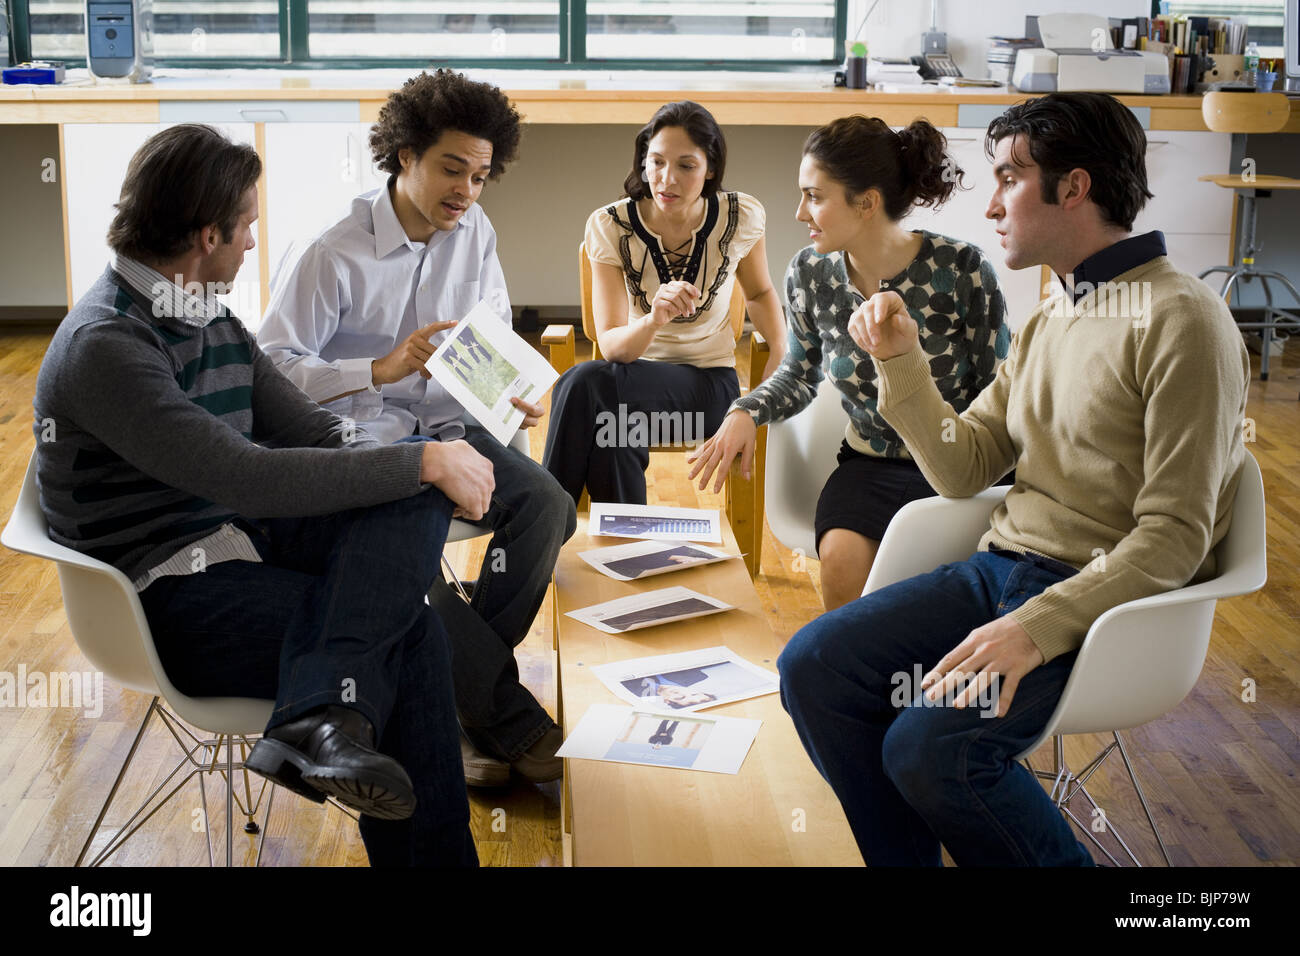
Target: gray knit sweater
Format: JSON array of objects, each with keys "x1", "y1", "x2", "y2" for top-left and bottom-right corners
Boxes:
[
  {"x1": 733, "y1": 231, "x2": 1009, "y2": 457},
  {"x1": 32, "y1": 266, "x2": 427, "y2": 581}
]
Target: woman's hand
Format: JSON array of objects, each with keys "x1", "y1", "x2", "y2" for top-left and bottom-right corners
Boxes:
[
  {"x1": 649, "y1": 281, "x2": 702, "y2": 329},
  {"x1": 847, "y1": 291, "x2": 918, "y2": 361},
  {"x1": 686, "y1": 409, "x2": 758, "y2": 493}
]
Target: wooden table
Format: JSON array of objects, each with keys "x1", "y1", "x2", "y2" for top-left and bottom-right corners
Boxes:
[{"x1": 552, "y1": 515, "x2": 861, "y2": 866}]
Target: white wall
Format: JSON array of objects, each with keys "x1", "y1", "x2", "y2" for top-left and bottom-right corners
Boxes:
[
  {"x1": 478, "y1": 123, "x2": 816, "y2": 312},
  {"x1": 845, "y1": 0, "x2": 1152, "y2": 78}
]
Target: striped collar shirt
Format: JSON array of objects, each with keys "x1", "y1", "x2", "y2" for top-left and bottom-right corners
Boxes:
[{"x1": 111, "y1": 254, "x2": 225, "y2": 328}]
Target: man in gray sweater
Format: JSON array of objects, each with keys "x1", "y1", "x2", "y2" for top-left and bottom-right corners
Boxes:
[{"x1": 33, "y1": 123, "x2": 484, "y2": 866}]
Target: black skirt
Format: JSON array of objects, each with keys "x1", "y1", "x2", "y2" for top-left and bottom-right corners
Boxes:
[
  {"x1": 813, "y1": 441, "x2": 1015, "y2": 553},
  {"x1": 813, "y1": 441, "x2": 938, "y2": 553}
]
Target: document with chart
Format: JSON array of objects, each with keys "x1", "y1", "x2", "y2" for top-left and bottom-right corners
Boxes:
[
  {"x1": 588, "y1": 502, "x2": 723, "y2": 544},
  {"x1": 424, "y1": 299, "x2": 559, "y2": 445}
]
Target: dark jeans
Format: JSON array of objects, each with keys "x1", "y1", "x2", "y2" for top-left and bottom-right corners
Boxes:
[
  {"x1": 541, "y1": 359, "x2": 740, "y2": 506},
  {"x1": 139, "y1": 489, "x2": 477, "y2": 867},
  {"x1": 777, "y1": 549, "x2": 1093, "y2": 867},
  {"x1": 418, "y1": 424, "x2": 576, "y2": 761}
]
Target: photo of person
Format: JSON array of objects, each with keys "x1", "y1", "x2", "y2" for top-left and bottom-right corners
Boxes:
[
  {"x1": 620, "y1": 660, "x2": 775, "y2": 710},
  {"x1": 601, "y1": 597, "x2": 718, "y2": 632},
  {"x1": 603, "y1": 712, "x2": 715, "y2": 768},
  {"x1": 603, "y1": 544, "x2": 716, "y2": 579},
  {"x1": 434, "y1": 321, "x2": 524, "y2": 413}
]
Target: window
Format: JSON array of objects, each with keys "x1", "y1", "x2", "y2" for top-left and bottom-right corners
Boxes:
[
  {"x1": 28, "y1": 0, "x2": 281, "y2": 60},
  {"x1": 11, "y1": 0, "x2": 846, "y2": 66},
  {"x1": 584, "y1": 1, "x2": 838, "y2": 63},
  {"x1": 308, "y1": 1, "x2": 561, "y2": 60},
  {"x1": 1162, "y1": 1, "x2": 1287, "y2": 55}
]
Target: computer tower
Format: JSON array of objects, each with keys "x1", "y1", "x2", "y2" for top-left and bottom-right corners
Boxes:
[{"x1": 85, "y1": 0, "x2": 153, "y2": 81}]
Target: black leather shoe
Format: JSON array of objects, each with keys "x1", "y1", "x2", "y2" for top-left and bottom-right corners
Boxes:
[{"x1": 246, "y1": 705, "x2": 416, "y2": 820}]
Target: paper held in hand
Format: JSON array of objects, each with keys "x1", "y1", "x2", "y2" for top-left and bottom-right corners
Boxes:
[
  {"x1": 577, "y1": 539, "x2": 738, "y2": 581},
  {"x1": 423, "y1": 299, "x2": 559, "y2": 446},
  {"x1": 588, "y1": 502, "x2": 722, "y2": 544},
  {"x1": 566, "y1": 585, "x2": 735, "y2": 635}
]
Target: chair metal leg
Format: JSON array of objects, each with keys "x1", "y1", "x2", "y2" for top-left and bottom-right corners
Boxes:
[
  {"x1": 1113, "y1": 732, "x2": 1173, "y2": 867},
  {"x1": 440, "y1": 554, "x2": 471, "y2": 602},
  {"x1": 198, "y1": 745, "x2": 215, "y2": 867},
  {"x1": 77, "y1": 701, "x2": 353, "y2": 866},
  {"x1": 1027, "y1": 732, "x2": 1170, "y2": 867},
  {"x1": 1218, "y1": 270, "x2": 1243, "y2": 307},
  {"x1": 225, "y1": 734, "x2": 235, "y2": 867},
  {"x1": 76, "y1": 696, "x2": 159, "y2": 866}
]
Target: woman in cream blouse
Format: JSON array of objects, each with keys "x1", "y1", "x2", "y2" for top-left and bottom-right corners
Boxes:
[{"x1": 542, "y1": 100, "x2": 785, "y2": 506}]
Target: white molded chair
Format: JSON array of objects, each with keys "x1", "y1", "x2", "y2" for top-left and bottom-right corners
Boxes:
[
  {"x1": 763, "y1": 377, "x2": 847, "y2": 558},
  {"x1": 862, "y1": 451, "x2": 1268, "y2": 866},
  {"x1": 440, "y1": 428, "x2": 531, "y2": 599},
  {"x1": 1, "y1": 452, "x2": 359, "y2": 866}
]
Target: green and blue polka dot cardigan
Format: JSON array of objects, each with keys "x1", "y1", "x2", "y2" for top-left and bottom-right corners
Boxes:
[{"x1": 732, "y1": 230, "x2": 1010, "y2": 458}]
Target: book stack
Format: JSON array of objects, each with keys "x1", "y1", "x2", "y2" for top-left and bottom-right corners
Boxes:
[
  {"x1": 987, "y1": 37, "x2": 1037, "y2": 85},
  {"x1": 1142, "y1": 14, "x2": 1247, "y2": 56},
  {"x1": 1133, "y1": 14, "x2": 1249, "y2": 93}
]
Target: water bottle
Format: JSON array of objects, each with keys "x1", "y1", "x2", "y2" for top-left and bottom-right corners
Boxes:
[{"x1": 1245, "y1": 41, "x2": 1259, "y2": 73}]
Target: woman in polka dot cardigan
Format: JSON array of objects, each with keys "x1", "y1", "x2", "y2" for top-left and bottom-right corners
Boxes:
[{"x1": 688, "y1": 115, "x2": 1011, "y2": 610}]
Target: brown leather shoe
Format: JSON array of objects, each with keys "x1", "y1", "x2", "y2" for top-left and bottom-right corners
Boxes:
[
  {"x1": 461, "y1": 733, "x2": 510, "y2": 788},
  {"x1": 510, "y1": 725, "x2": 564, "y2": 784}
]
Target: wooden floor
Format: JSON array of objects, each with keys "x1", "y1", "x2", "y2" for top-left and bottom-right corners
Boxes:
[{"x1": 0, "y1": 322, "x2": 1297, "y2": 867}]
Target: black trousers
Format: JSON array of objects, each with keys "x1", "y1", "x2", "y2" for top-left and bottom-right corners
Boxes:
[{"x1": 541, "y1": 358, "x2": 740, "y2": 506}]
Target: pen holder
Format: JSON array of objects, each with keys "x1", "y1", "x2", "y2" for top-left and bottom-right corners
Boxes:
[{"x1": 846, "y1": 56, "x2": 867, "y2": 89}]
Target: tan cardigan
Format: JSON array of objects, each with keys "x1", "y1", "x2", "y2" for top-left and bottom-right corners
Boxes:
[{"x1": 873, "y1": 255, "x2": 1251, "y2": 662}]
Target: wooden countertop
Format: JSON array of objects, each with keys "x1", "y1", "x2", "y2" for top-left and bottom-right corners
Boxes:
[{"x1": 2, "y1": 68, "x2": 1296, "y2": 131}]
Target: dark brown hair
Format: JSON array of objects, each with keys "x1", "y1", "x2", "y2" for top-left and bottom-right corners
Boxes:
[
  {"x1": 107, "y1": 124, "x2": 261, "y2": 262},
  {"x1": 370, "y1": 69, "x2": 521, "y2": 179},
  {"x1": 623, "y1": 101, "x2": 727, "y2": 200},
  {"x1": 803, "y1": 115, "x2": 963, "y2": 220},
  {"x1": 985, "y1": 92, "x2": 1152, "y2": 230}
]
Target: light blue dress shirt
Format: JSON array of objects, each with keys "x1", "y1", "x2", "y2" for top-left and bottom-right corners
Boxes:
[{"x1": 258, "y1": 179, "x2": 510, "y2": 443}]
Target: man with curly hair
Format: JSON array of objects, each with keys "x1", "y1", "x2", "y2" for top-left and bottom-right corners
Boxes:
[{"x1": 259, "y1": 69, "x2": 575, "y2": 789}]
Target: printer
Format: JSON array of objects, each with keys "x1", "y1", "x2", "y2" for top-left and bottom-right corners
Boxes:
[{"x1": 1012, "y1": 13, "x2": 1171, "y2": 94}]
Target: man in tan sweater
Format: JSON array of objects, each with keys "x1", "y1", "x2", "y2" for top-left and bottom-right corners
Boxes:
[{"x1": 777, "y1": 92, "x2": 1250, "y2": 866}]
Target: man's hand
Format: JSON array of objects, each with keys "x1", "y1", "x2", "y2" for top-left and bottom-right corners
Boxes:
[
  {"x1": 921, "y1": 615, "x2": 1044, "y2": 718},
  {"x1": 649, "y1": 281, "x2": 702, "y2": 329},
  {"x1": 686, "y1": 409, "x2": 757, "y2": 493},
  {"x1": 847, "y1": 291, "x2": 919, "y2": 361},
  {"x1": 372, "y1": 321, "x2": 458, "y2": 387},
  {"x1": 419, "y1": 439, "x2": 495, "y2": 521},
  {"x1": 510, "y1": 396, "x2": 545, "y2": 429}
]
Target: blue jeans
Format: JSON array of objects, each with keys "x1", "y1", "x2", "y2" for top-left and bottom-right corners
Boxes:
[
  {"x1": 418, "y1": 424, "x2": 577, "y2": 760},
  {"x1": 778, "y1": 549, "x2": 1093, "y2": 867},
  {"x1": 139, "y1": 489, "x2": 477, "y2": 867}
]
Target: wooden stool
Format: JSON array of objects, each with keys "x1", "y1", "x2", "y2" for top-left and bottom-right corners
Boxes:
[{"x1": 1197, "y1": 92, "x2": 1300, "y2": 384}]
